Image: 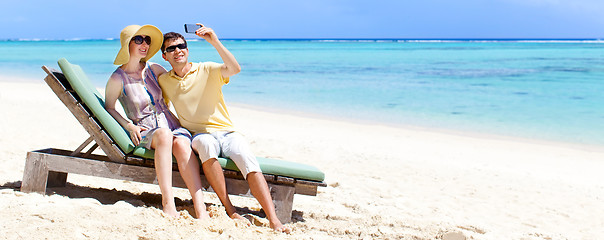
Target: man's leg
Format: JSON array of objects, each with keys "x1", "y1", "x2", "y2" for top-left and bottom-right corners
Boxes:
[
  {"x1": 246, "y1": 172, "x2": 290, "y2": 232},
  {"x1": 191, "y1": 133, "x2": 245, "y2": 221},
  {"x1": 222, "y1": 132, "x2": 291, "y2": 233}
]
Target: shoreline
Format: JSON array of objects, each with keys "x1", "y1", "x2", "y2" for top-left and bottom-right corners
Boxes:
[{"x1": 2, "y1": 73, "x2": 603, "y2": 154}]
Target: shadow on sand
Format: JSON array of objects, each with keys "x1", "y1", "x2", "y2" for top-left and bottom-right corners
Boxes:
[{"x1": 0, "y1": 181, "x2": 305, "y2": 222}]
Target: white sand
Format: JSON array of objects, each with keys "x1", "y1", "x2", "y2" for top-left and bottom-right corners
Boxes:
[{"x1": 1, "y1": 78, "x2": 603, "y2": 239}]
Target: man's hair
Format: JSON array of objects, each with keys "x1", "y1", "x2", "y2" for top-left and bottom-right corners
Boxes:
[{"x1": 162, "y1": 32, "x2": 187, "y2": 53}]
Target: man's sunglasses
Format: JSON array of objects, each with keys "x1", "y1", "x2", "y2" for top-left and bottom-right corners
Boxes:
[
  {"x1": 131, "y1": 35, "x2": 151, "y2": 45},
  {"x1": 164, "y1": 43, "x2": 187, "y2": 53}
]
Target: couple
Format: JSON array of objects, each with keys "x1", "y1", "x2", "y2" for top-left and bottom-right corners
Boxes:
[{"x1": 104, "y1": 24, "x2": 289, "y2": 233}]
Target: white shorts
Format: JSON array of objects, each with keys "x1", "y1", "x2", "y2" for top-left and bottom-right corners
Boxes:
[{"x1": 191, "y1": 131, "x2": 261, "y2": 179}]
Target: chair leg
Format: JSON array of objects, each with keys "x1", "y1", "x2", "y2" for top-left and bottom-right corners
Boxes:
[
  {"x1": 269, "y1": 184, "x2": 295, "y2": 223},
  {"x1": 21, "y1": 152, "x2": 50, "y2": 194}
]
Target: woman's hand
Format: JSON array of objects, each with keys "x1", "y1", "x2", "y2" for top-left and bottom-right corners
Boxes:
[{"x1": 127, "y1": 122, "x2": 147, "y2": 145}]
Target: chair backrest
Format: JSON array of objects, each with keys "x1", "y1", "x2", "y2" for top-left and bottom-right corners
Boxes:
[{"x1": 57, "y1": 58, "x2": 136, "y2": 154}]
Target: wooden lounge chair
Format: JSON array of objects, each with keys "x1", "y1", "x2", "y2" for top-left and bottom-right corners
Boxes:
[{"x1": 21, "y1": 58, "x2": 326, "y2": 223}]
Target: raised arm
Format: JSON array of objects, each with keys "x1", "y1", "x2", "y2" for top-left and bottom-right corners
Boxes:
[
  {"x1": 195, "y1": 24, "x2": 241, "y2": 78},
  {"x1": 104, "y1": 75, "x2": 146, "y2": 145},
  {"x1": 149, "y1": 62, "x2": 167, "y2": 78}
]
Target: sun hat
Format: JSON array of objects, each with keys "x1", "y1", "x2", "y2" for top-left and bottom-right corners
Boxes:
[{"x1": 113, "y1": 25, "x2": 163, "y2": 65}]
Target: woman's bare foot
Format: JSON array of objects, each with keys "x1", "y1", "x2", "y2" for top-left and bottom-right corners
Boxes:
[
  {"x1": 195, "y1": 209, "x2": 210, "y2": 220},
  {"x1": 162, "y1": 205, "x2": 179, "y2": 218},
  {"x1": 161, "y1": 197, "x2": 180, "y2": 218}
]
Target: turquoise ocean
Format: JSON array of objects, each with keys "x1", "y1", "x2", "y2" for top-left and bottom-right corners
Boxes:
[{"x1": 1, "y1": 39, "x2": 603, "y2": 147}]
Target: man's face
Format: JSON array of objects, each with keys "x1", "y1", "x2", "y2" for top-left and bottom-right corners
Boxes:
[{"x1": 162, "y1": 38, "x2": 188, "y2": 66}]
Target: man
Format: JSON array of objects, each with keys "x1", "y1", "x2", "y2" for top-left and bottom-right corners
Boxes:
[{"x1": 159, "y1": 24, "x2": 290, "y2": 233}]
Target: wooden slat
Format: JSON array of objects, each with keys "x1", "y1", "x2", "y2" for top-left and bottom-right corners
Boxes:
[
  {"x1": 90, "y1": 117, "x2": 103, "y2": 130},
  {"x1": 42, "y1": 151, "x2": 158, "y2": 184},
  {"x1": 125, "y1": 156, "x2": 145, "y2": 166},
  {"x1": 83, "y1": 143, "x2": 98, "y2": 158},
  {"x1": 223, "y1": 170, "x2": 244, "y2": 180},
  {"x1": 224, "y1": 177, "x2": 253, "y2": 196},
  {"x1": 264, "y1": 174, "x2": 276, "y2": 182},
  {"x1": 276, "y1": 176, "x2": 295, "y2": 185},
  {"x1": 109, "y1": 144, "x2": 126, "y2": 162},
  {"x1": 295, "y1": 179, "x2": 327, "y2": 187},
  {"x1": 64, "y1": 92, "x2": 79, "y2": 106},
  {"x1": 71, "y1": 137, "x2": 94, "y2": 157},
  {"x1": 42, "y1": 66, "x2": 71, "y2": 91},
  {"x1": 74, "y1": 103, "x2": 90, "y2": 117},
  {"x1": 96, "y1": 128, "x2": 126, "y2": 162},
  {"x1": 44, "y1": 148, "x2": 109, "y2": 162},
  {"x1": 294, "y1": 184, "x2": 318, "y2": 196}
]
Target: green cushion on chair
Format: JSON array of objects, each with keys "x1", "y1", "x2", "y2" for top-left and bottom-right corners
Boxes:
[
  {"x1": 132, "y1": 146, "x2": 155, "y2": 159},
  {"x1": 217, "y1": 157, "x2": 325, "y2": 182},
  {"x1": 58, "y1": 58, "x2": 136, "y2": 154}
]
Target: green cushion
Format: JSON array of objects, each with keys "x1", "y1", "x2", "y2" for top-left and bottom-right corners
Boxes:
[
  {"x1": 132, "y1": 146, "x2": 155, "y2": 159},
  {"x1": 57, "y1": 58, "x2": 325, "y2": 182},
  {"x1": 217, "y1": 157, "x2": 325, "y2": 182},
  {"x1": 58, "y1": 58, "x2": 135, "y2": 154}
]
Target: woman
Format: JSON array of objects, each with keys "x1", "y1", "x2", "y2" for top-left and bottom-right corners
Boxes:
[{"x1": 105, "y1": 25, "x2": 208, "y2": 219}]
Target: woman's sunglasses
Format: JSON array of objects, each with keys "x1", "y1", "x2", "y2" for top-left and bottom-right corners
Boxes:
[
  {"x1": 131, "y1": 35, "x2": 151, "y2": 45},
  {"x1": 164, "y1": 43, "x2": 187, "y2": 53}
]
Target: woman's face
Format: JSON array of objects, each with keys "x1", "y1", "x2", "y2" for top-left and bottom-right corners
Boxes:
[{"x1": 128, "y1": 35, "x2": 150, "y2": 60}]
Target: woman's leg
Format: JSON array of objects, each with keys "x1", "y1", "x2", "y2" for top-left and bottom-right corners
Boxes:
[
  {"x1": 150, "y1": 128, "x2": 178, "y2": 217},
  {"x1": 172, "y1": 136, "x2": 209, "y2": 220}
]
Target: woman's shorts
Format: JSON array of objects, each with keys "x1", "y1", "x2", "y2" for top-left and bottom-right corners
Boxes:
[{"x1": 138, "y1": 127, "x2": 192, "y2": 150}]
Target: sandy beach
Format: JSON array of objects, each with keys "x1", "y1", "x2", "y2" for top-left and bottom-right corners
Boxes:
[{"x1": 1, "y1": 77, "x2": 603, "y2": 239}]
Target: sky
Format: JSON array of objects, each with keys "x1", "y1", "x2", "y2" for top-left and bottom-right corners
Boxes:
[{"x1": 1, "y1": 0, "x2": 604, "y2": 39}]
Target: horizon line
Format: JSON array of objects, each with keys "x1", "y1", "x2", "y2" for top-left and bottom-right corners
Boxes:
[{"x1": 2, "y1": 37, "x2": 604, "y2": 43}]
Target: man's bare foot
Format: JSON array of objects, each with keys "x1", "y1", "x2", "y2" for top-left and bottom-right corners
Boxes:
[
  {"x1": 229, "y1": 212, "x2": 251, "y2": 226},
  {"x1": 270, "y1": 220, "x2": 291, "y2": 234}
]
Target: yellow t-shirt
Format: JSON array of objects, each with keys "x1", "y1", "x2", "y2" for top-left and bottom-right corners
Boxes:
[{"x1": 158, "y1": 62, "x2": 234, "y2": 135}]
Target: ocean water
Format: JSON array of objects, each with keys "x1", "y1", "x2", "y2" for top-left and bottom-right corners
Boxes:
[{"x1": 1, "y1": 39, "x2": 603, "y2": 147}]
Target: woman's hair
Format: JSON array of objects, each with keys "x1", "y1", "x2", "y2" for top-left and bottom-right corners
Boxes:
[{"x1": 162, "y1": 32, "x2": 187, "y2": 53}]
